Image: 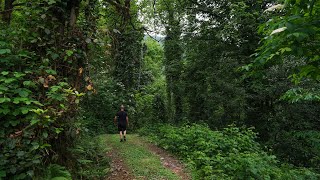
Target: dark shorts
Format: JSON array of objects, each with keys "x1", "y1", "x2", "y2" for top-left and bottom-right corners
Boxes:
[{"x1": 118, "y1": 124, "x2": 126, "y2": 131}]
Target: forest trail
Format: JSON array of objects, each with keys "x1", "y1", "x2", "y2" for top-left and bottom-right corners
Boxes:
[{"x1": 104, "y1": 134, "x2": 191, "y2": 180}]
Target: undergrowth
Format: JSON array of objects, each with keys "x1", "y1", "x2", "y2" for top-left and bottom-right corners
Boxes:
[
  {"x1": 32, "y1": 134, "x2": 109, "y2": 180},
  {"x1": 68, "y1": 134, "x2": 110, "y2": 179},
  {"x1": 139, "y1": 124, "x2": 319, "y2": 179}
]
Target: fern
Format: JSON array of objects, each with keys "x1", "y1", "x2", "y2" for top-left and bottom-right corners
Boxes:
[{"x1": 45, "y1": 164, "x2": 72, "y2": 180}]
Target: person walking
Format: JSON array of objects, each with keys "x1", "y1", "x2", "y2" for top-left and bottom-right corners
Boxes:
[{"x1": 114, "y1": 105, "x2": 129, "y2": 142}]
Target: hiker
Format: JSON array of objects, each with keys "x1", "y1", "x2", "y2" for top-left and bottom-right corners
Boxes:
[{"x1": 114, "y1": 105, "x2": 129, "y2": 142}]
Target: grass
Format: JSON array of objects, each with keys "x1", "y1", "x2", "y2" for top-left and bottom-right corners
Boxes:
[{"x1": 104, "y1": 134, "x2": 180, "y2": 180}]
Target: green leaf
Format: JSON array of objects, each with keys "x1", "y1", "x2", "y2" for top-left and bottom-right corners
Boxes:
[
  {"x1": 23, "y1": 81, "x2": 32, "y2": 86},
  {"x1": 13, "y1": 97, "x2": 30, "y2": 104},
  {"x1": 14, "y1": 72, "x2": 26, "y2": 78},
  {"x1": 44, "y1": 28, "x2": 51, "y2": 34},
  {"x1": 17, "y1": 89, "x2": 30, "y2": 97},
  {"x1": 0, "y1": 97, "x2": 11, "y2": 103},
  {"x1": 46, "y1": 69, "x2": 57, "y2": 75},
  {"x1": 48, "y1": 0, "x2": 56, "y2": 5},
  {"x1": 30, "y1": 119, "x2": 40, "y2": 125},
  {"x1": 0, "y1": 85, "x2": 9, "y2": 91},
  {"x1": 31, "y1": 142, "x2": 40, "y2": 151},
  {"x1": 55, "y1": 128, "x2": 63, "y2": 134},
  {"x1": 0, "y1": 49, "x2": 11, "y2": 55},
  {"x1": 17, "y1": 151, "x2": 25, "y2": 157},
  {"x1": 18, "y1": 52, "x2": 31, "y2": 58},
  {"x1": 4, "y1": 78, "x2": 16, "y2": 83},
  {"x1": 1, "y1": 71, "x2": 9, "y2": 75},
  {"x1": 43, "y1": 131, "x2": 48, "y2": 138},
  {"x1": 77, "y1": 159, "x2": 94, "y2": 164},
  {"x1": 51, "y1": 177, "x2": 70, "y2": 180},
  {"x1": 51, "y1": 53, "x2": 59, "y2": 60},
  {"x1": 32, "y1": 101, "x2": 44, "y2": 106},
  {"x1": 0, "y1": 170, "x2": 6, "y2": 177},
  {"x1": 279, "y1": 47, "x2": 292, "y2": 54},
  {"x1": 21, "y1": 107, "x2": 30, "y2": 114},
  {"x1": 13, "y1": 97, "x2": 21, "y2": 104},
  {"x1": 26, "y1": 170, "x2": 34, "y2": 177},
  {"x1": 32, "y1": 159, "x2": 40, "y2": 164},
  {"x1": 38, "y1": 77, "x2": 45, "y2": 84},
  {"x1": 9, "y1": 120, "x2": 20, "y2": 126},
  {"x1": 31, "y1": 109, "x2": 45, "y2": 115},
  {"x1": 15, "y1": 173, "x2": 27, "y2": 179},
  {"x1": 65, "y1": 50, "x2": 74, "y2": 57},
  {"x1": 0, "y1": 108, "x2": 10, "y2": 115},
  {"x1": 23, "y1": 81, "x2": 36, "y2": 87},
  {"x1": 40, "y1": 143, "x2": 51, "y2": 148}
]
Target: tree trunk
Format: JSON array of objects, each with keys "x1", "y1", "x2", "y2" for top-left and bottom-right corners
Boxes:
[
  {"x1": 2, "y1": 0, "x2": 15, "y2": 24},
  {"x1": 164, "y1": 10, "x2": 183, "y2": 124},
  {"x1": 68, "y1": 0, "x2": 80, "y2": 28}
]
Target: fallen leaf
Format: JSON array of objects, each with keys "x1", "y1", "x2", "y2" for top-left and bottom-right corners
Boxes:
[
  {"x1": 47, "y1": 75, "x2": 56, "y2": 81},
  {"x1": 43, "y1": 79, "x2": 49, "y2": 88},
  {"x1": 79, "y1": 67, "x2": 83, "y2": 75},
  {"x1": 86, "y1": 84, "x2": 93, "y2": 91}
]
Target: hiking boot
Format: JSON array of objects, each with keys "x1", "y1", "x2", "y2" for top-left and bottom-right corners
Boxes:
[
  {"x1": 124, "y1": 137, "x2": 126, "y2": 141},
  {"x1": 120, "y1": 139, "x2": 123, "y2": 142}
]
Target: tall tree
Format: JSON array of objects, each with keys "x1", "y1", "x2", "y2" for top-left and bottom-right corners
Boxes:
[
  {"x1": 163, "y1": 10, "x2": 183, "y2": 123},
  {"x1": 103, "y1": 0, "x2": 144, "y2": 93}
]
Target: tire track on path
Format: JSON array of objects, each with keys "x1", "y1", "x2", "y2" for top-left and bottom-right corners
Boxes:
[{"x1": 105, "y1": 134, "x2": 191, "y2": 180}]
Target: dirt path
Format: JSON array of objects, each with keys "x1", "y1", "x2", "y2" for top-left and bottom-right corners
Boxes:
[
  {"x1": 146, "y1": 143, "x2": 191, "y2": 180},
  {"x1": 105, "y1": 134, "x2": 191, "y2": 180},
  {"x1": 106, "y1": 150, "x2": 135, "y2": 180}
]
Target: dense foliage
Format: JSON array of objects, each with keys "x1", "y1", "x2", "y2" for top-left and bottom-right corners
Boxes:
[
  {"x1": 137, "y1": 0, "x2": 320, "y2": 173},
  {"x1": 1, "y1": 0, "x2": 319, "y2": 179},
  {"x1": 140, "y1": 124, "x2": 319, "y2": 179},
  {"x1": 1, "y1": 0, "x2": 117, "y2": 179},
  {"x1": 242, "y1": 0, "x2": 320, "y2": 169},
  {"x1": 0, "y1": 0, "x2": 94, "y2": 178}
]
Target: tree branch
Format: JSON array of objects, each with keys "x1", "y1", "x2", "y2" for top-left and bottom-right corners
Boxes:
[{"x1": 143, "y1": 27, "x2": 161, "y2": 42}]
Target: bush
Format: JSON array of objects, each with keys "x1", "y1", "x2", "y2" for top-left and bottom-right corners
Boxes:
[
  {"x1": 68, "y1": 134, "x2": 110, "y2": 179},
  {"x1": 140, "y1": 124, "x2": 319, "y2": 179},
  {"x1": 43, "y1": 164, "x2": 72, "y2": 180}
]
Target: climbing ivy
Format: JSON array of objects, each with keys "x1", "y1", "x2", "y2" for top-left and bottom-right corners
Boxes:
[{"x1": 0, "y1": 0, "x2": 95, "y2": 178}]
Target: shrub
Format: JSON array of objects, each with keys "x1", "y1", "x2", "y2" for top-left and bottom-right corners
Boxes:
[
  {"x1": 68, "y1": 134, "x2": 110, "y2": 179},
  {"x1": 140, "y1": 124, "x2": 319, "y2": 179},
  {"x1": 43, "y1": 164, "x2": 72, "y2": 180}
]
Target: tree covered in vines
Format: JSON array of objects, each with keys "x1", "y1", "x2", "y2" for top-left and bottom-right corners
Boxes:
[{"x1": 0, "y1": 0, "x2": 107, "y2": 178}]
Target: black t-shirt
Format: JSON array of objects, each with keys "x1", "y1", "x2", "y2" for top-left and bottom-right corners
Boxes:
[{"x1": 116, "y1": 111, "x2": 127, "y2": 125}]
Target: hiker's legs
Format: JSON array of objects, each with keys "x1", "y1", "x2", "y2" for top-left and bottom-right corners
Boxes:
[
  {"x1": 118, "y1": 124, "x2": 126, "y2": 142},
  {"x1": 118, "y1": 124, "x2": 123, "y2": 141},
  {"x1": 119, "y1": 131, "x2": 123, "y2": 140}
]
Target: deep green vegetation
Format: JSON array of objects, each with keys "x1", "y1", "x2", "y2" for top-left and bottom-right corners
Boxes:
[
  {"x1": 139, "y1": 124, "x2": 319, "y2": 179},
  {"x1": 1, "y1": 0, "x2": 320, "y2": 179}
]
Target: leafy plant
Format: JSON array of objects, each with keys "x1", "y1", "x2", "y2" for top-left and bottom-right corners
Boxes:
[
  {"x1": 244, "y1": 0, "x2": 320, "y2": 99},
  {"x1": 68, "y1": 134, "x2": 110, "y2": 179},
  {"x1": 0, "y1": 0, "x2": 97, "y2": 178},
  {"x1": 43, "y1": 164, "x2": 72, "y2": 180},
  {"x1": 140, "y1": 124, "x2": 320, "y2": 179}
]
